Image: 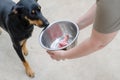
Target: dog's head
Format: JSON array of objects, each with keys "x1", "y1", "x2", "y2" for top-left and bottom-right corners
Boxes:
[{"x1": 9, "y1": 0, "x2": 49, "y2": 28}]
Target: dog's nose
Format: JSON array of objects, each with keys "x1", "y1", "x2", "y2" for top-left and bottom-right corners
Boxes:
[
  {"x1": 42, "y1": 20, "x2": 49, "y2": 30},
  {"x1": 44, "y1": 20, "x2": 49, "y2": 27}
]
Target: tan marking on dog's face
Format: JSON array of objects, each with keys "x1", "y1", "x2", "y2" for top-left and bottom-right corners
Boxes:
[
  {"x1": 25, "y1": 16, "x2": 43, "y2": 27},
  {"x1": 31, "y1": 10, "x2": 35, "y2": 14}
]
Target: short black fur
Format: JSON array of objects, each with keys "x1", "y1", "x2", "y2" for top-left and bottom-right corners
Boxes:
[{"x1": 0, "y1": 0, "x2": 49, "y2": 77}]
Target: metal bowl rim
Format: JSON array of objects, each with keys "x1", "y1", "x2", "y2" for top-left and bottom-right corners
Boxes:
[{"x1": 39, "y1": 20, "x2": 80, "y2": 50}]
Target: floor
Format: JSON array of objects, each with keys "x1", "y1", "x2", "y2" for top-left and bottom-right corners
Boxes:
[{"x1": 1, "y1": 0, "x2": 120, "y2": 80}]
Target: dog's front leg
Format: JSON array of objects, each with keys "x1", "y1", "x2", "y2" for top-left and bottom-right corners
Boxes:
[
  {"x1": 20, "y1": 39, "x2": 28, "y2": 56},
  {"x1": 13, "y1": 42, "x2": 35, "y2": 78}
]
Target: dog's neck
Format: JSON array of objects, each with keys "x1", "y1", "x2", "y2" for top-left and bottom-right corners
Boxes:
[
  {"x1": 19, "y1": 15, "x2": 31, "y2": 26},
  {"x1": 8, "y1": 14, "x2": 33, "y2": 32},
  {"x1": 7, "y1": 15, "x2": 34, "y2": 40}
]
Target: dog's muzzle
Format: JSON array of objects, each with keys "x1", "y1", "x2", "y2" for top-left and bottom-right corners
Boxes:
[{"x1": 41, "y1": 20, "x2": 49, "y2": 30}]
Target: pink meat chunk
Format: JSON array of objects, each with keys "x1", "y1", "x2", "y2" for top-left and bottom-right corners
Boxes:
[{"x1": 58, "y1": 35, "x2": 69, "y2": 48}]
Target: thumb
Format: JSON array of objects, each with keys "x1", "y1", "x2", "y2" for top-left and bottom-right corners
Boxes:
[{"x1": 47, "y1": 50, "x2": 55, "y2": 55}]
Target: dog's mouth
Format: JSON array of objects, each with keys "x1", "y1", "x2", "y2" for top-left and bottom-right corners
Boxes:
[
  {"x1": 25, "y1": 16, "x2": 42, "y2": 27},
  {"x1": 24, "y1": 16, "x2": 49, "y2": 28},
  {"x1": 34, "y1": 21, "x2": 49, "y2": 28},
  {"x1": 33, "y1": 22, "x2": 42, "y2": 27}
]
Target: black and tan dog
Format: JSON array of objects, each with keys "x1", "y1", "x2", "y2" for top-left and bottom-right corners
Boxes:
[{"x1": 0, "y1": 0, "x2": 49, "y2": 77}]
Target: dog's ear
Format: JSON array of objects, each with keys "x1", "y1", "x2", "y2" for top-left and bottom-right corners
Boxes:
[{"x1": 9, "y1": 5, "x2": 24, "y2": 15}]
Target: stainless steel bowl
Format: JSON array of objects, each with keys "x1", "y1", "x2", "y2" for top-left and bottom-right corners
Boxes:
[{"x1": 39, "y1": 20, "x2": 79, "y2": 50}]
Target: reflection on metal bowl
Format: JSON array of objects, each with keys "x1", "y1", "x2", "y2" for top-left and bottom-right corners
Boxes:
[{"x1": 39, "y1": 20, "x2": 79, "y2": 50}]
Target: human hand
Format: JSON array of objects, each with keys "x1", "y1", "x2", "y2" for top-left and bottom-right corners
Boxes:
[{"x1": 47, "y1": 50, "x2": 66, "y2": 61}]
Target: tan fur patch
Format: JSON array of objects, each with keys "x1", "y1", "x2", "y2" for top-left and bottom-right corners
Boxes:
[
  {"x1": 20, "y1": 40, "x2": 25, "y2": 46},
  {"x1": 25, "y1": 16, "x2": 43, "y2": 27},
  {"x1": 23, "y1": 61, "x2": 34, "y2": 77},
  {"x1": 31, "y1": 10, "x2": 35, "y2": 14},
  {"x1": 20, "y1": 39, "x2": 28, "y2": 56}
]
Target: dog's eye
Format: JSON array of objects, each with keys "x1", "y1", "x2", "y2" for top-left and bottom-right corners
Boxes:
[{"x1": 31, "y1": 10, "x2": 36, "y2": 14}]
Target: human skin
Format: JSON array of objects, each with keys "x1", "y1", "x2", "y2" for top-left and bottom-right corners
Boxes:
[{"x1": 47, "y1": 3, "x2": 118, "y2": 61}]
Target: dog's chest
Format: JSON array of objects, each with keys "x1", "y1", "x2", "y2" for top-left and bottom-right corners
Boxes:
[{"x1": 12, "y1": 25, "x2": 34, "y2": 40}]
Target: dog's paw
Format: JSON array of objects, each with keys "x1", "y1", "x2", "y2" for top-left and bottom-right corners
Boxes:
[{"x1": 26, "y1": 68, "x2": 35, "y2": 78}]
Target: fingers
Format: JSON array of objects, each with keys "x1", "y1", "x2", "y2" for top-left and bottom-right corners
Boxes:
[
  {"x1": 50, "y1": 55, "x2": 61, "y2": 61},
  {"x1": 47, "y1": 50, "x2": 65, "y2": 61},
  {"x1": 47, "y1": 50, "x2": 61, "y2": 61},
  {"x1": 47, "y1": 50, "x2": 56, "y2": 59},
  {"x1": 47, "y1": 50, "x2": 54, "y2": 55},
  {"x1": 50, "y1": 55, "x2": 60, "y2": 61}
]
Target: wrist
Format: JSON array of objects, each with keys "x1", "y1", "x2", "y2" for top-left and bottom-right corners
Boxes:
[{"x1": 62, "y1": 50, "x2": 73, "y2": 60}]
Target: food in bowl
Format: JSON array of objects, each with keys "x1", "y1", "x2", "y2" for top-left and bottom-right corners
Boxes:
[
  {"x1": 58, "y1": 35, "x2": 69, "y2": 48},
  {"x1": 39, "y1": 20, "x2": 79, "y2": 50}
]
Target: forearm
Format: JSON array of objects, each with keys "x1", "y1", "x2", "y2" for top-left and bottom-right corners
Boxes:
[
  {"x1": 65, "y1": 38, "x2": 101, "y2": 59},
  {"x1": 64, "y1": 29, "x2": 117, "y2": 59},
  {"x1": 65, "y1": 4, "x2": 97, "y2": 58},
  {"x1": 77, "y1": 3, "x2": 96, "y2": 30}
]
